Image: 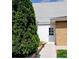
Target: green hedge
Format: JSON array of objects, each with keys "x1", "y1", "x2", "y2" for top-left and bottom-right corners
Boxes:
[
  {"x1": 57, "y1": 50, "x2": 67, "y2": 58},
  {"x1": 12, "y1": 0, "x2": 40, "y2": 57}
]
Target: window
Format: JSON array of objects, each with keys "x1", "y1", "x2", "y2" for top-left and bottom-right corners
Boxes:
[{"x1": 49, "y1": 27, "x2": 54, "y2": 35}]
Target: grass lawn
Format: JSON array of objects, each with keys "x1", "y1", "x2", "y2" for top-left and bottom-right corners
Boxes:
[{"x1": 57, "y1": 50, "x2": 67, "y2": 58}]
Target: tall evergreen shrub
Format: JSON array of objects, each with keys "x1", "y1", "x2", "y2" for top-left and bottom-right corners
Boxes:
[{"x1": 12, "y1": 0, "x2": 40, "y2": 57}]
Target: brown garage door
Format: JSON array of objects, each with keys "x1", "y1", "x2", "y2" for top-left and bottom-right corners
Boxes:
[{"x1": 56, "y1": 21, "x2": 67, "y2": 46}]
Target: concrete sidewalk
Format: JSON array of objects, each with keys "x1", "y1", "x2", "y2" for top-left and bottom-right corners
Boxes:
[{"x1": 38, "y1": 42, "x2": 56, "y2": 58}]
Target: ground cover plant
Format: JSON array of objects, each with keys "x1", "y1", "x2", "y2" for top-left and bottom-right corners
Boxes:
[{"x1": 57, "y1": 50, "x2": 67, "y2": 58}]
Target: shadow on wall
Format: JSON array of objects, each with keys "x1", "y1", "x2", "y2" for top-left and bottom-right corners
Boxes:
[{"x1": 56, "y1": 21, "x2": 67, "y2": 28}]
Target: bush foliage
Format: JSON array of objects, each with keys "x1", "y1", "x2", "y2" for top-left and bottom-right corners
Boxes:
[
  {"x1": 12, "y1": 0, "x2": 40, "y2": 57},
  {"x1": 57, "y1": 50, "x2": 67, "y2": 58}
]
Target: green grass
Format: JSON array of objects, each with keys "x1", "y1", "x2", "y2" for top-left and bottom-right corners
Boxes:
[{"x1": 57, "y1": 50, "x2": 67, "y2": 58}]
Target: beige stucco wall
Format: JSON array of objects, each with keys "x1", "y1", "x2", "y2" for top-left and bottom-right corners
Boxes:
[{"x1": 56, "y1": 21, "x2": 67, "y2": 46}]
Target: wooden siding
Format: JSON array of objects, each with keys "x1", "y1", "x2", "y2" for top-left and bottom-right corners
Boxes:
[{"x1": 56, "y1": 21, "x2": 67, "y2": 46}]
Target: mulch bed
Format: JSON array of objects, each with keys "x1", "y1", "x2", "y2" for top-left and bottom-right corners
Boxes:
[{"x1": 31, "y1": 43, "x2": 46, "y2": 58}]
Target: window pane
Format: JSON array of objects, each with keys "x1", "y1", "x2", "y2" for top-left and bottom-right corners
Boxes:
[{"x1": 49, "y1": 28, "x2": 54, "y2": 35}]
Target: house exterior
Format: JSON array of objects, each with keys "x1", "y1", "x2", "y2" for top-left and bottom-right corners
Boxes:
[
  {"x1": 32, "y1": 0, "x2": 67, "y2": 47},
  {"x1": 51, "y1": 16, "x2": 67, "y2": 46}
]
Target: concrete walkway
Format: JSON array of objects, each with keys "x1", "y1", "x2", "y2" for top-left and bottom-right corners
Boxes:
[{"x1": 38, "y1": 42, "x2": 56, "y2": 58}]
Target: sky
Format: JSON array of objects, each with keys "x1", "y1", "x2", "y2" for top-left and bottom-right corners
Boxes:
[
  {"x1": 33, "y1": 0, "x2": 66, "y2": 18},
  {"x1": 32, "y1": 0, "x2": 62, "y2": 3}
]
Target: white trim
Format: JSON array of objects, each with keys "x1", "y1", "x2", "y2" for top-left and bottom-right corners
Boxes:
[{"x1": 56, "y1": 46, "x2": 67, "y2": 50}]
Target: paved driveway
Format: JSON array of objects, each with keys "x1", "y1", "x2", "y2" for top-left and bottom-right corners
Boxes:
[{"x1": 38, "y1": 42, "x2": 56, "y2": 58}]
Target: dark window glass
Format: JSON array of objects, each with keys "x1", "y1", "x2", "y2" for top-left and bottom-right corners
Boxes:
[{"x1": 49, "y1": 28, "x2": 54, "y2": 35}]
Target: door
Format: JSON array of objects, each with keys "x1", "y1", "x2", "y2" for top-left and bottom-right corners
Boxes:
[{"x1": 49, "y1": 27, "x2": 55, "y2": 42}]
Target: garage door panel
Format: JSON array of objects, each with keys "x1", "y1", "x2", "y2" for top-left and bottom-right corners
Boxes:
[{"x1": 56, "y1": 21, "x2": 67, "y2": 46}]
